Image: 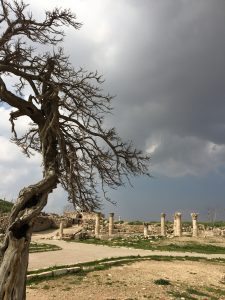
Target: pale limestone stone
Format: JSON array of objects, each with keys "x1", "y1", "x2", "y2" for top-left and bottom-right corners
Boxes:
[
  {"x1": 109, "y1": 213, "x2": 114, "y2": 236},
  {"x1": 38, "y1": 271, "x2": 53, "y2": 277},
  {"x1": 143, "y1": 222, "x2": 148, "y2": 237},
  {"x1": 59, "y1": 221, "x2": 64, "y2": 239},
  {"x1": 53, "y1": 269, "x2": 67, "y2": 276},
  {"x1": 174, "y1": 212, "x2": 182, "y2": 237},
  {"x1": 95, "y1": 212, "x2": 101, "y2": 237},
  {"x1": 191, "y1": 213, "x2": 198, "y2": 237},
  {"x1": 173, "y1": 214, "x2": 177, "y2": 236},
  {"x1": 161, "y1": 213, "x2": 166, "y2": 236}
]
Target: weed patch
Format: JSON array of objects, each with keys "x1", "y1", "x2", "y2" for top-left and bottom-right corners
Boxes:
[
  {"x1": 154, "y1": 278, "x2": 171, "y2": 285},
  {"x1": 29, "y1": 242, "x2": 61, "y2": 253},
  {"x1": 186, "y1": 287, "x2": 210, "y2": 297}
]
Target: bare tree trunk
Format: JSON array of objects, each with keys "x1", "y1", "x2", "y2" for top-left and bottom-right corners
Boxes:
[
  {"x1": 0, "y1": 232, "x2": 31, "y2": 299},
  {"x1": 0, "y1": 171, "x2": 57, "y2": 300}
]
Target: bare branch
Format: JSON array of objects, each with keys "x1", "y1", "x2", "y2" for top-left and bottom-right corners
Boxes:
[{"x1": 0, "y1": 0, "x2": 150, "y2": 211}]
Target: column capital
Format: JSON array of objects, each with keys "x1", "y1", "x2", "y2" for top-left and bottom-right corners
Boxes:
[
  {"x1": 161, "y1": 213, "x2": 166, "y2": 218},
  {"x1": 191, "y1": 212, "x2": 198, "y2": 220},
  {"x1": 109, "y1": 212, "x2": 114, "y2": 217},
  {"x1": 175, "y1": 212, "x2": 182, "y2": 218}
]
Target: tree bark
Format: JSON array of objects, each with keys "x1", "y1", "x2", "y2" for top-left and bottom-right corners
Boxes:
[
  {"x1": 0, "y1": 232, "x2": 31, "y2": 300},
  {"x1": 0, "y1": 171, "x2": 58, "y2": 300}
]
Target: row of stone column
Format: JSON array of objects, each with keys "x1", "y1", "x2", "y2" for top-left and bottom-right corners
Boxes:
[
  {"x1": 96, "y1": 212, "x2": 199, "y2": 238},
  {"x1": 160, "y1": 212, "x2": 199, "y2": 237},
  {"x1": 95, "y1": 212, "x2": 114, "y2": 237},
  {"x1": 60, "y1": 211, "x2": 199, "y2": 238},
  {"x1": 59, "y1": 212, "x2": 115, "y2": 239}
]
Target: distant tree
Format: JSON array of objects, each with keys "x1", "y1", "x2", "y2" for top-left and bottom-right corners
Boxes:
[
  {"x1": 0, "y1": 1, "x2": 150, "y2": 298},
  {"x1": 0, "y1": 199, "x2": 13, "y2": 213}
]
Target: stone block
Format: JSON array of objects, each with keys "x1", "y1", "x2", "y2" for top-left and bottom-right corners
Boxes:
[
  {"x1": 67, "y1": 267, "x2": 81, "y2": 273},
  {"x1": 53, "y1": 268, "x2": 67, "y2": 276},
  {"x1": 38, "y1": 271, "x2": 53, "y2": 277}
]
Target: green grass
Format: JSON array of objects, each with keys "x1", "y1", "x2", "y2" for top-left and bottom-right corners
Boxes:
[
  {"x1": 205, "y1": 286, "x2": 225, "y2": 296},
  {"x1": 0, "y1": 199, "x2": 13, "y2": 213},
  {"x1": 70, "y1": 236, "x2": 225, "y2": 254},
  {"x1": 29, "y1": 242, "x2": 62, "y2": 253},
  {"x1": 153, "y1": 242, "x2": 225, "y2": 254},
  {"x1": 186, "y1": 287, "x2": 210, "y2": 297}
]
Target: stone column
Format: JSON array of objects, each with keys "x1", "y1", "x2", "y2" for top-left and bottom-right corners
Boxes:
[
  {"x1": 175, "y1": 212, "x2": 182, "y2": 237},
  {"x1": 143, "y1": 223, "x2": 148, "y2": 237},
  {"x1": 173, "y1": 214, "x2": 177, "y2": 236},
  {"x1": 191, "y1": 213, "x2": 198, "y2": 237},
  {"x1": 95, "y1": 212, "x2": 101, "y2": 237},
  {"x1": 109, "y1": 213, "x2": 114, "y2": 236},
  {"x1": 59, "y1": 221, "x2": 64, "y2": 239},
  {"x1": 161, "y1": 213, "x2": 166, "y2": 236}
]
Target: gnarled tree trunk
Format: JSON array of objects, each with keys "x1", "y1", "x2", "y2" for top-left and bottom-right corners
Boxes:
[
  {"x1": 0, "y1": 232, "x2": 32, "y2": 300},
  {"x1": 0, "y1": 169, "x2": 58, "y2": 299}
]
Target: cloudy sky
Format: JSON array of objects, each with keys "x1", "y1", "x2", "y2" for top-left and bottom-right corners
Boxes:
[{"x1": 1, "y1": 0, "x2": 225, "y2": 222}]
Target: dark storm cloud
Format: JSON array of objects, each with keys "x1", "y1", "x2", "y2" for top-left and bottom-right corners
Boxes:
[
  {"x1": 26, "y1": 0, "x2": 225, "y2": 177},
  {"x1": 86, "y1": 0, "x2": 225, "y2": 176},
  {"x1": 2, "y1": 0, "x2": 225, "y2": 217}
]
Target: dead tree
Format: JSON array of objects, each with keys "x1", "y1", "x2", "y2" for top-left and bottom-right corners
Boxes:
[{"x1": 0, "y1": 1, "x2": 150, "y2": 299}]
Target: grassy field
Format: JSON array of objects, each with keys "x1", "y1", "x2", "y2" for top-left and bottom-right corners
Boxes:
[{"x1": 69, "y1": 236, "x2": 225, "y2": 254}]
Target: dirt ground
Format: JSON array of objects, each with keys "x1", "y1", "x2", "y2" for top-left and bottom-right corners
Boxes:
[{"x1": 27, "y1": 259, "x2": 225, "y2": 300}]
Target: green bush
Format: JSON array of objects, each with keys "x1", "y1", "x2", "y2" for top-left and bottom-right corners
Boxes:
[
  {"x1": 154, "y1": 278, "x2": 171, "y2": 285},
  {"x1": 127, "y1": 220, "x2": 143, "y2": 225},
  {"x1": 114, "y1": 220, "x2": 124, "y2": 224}
]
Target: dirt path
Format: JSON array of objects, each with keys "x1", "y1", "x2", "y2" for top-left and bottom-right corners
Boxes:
[{"x1": 29, "y1": 236, "x2": 225, "y2": 271}]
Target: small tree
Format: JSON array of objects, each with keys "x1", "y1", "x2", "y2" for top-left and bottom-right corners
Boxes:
[{"x1": 0, "y1": 1, "x2": 150, "y2": 298}]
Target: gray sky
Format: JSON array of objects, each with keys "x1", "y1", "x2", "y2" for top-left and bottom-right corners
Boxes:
[{"x1": 1, "y1": 0, "x2": 225, "y2": 221}]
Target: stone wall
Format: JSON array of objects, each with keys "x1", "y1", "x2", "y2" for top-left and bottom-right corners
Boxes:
[
  {"x1": 33, "y1": 215, "x2": 54, "y2": 232},
  {"x1": 64, "y1": 211, "x2": 104, "y2": 224},
  {"x1": 33, "y1": 213, "x2": 73, "y2": 232},
  {"x1": 0, "y1": 212, "x2": 74, "y2": 233}
]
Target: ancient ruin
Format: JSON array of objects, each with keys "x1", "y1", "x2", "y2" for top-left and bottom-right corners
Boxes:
[
  {"x1": 161, "y1": 213, "x2": 166, "y2": 236},
  {"x1": 191, "y1": 212, "x2": 198, "y2": 237},
  {"x1": 1, "y1": 208, "x2": 225, "y2": 241},
  {"x1": 174, "y1": 212, "x2": 182, "y2": 237},
  {"x1": 109, "y1": 213, "x2": 114, "y2": 236},
  {"x1": 95, "y1": 212, "x2": 101, "y2": 237},
  {"x1": 143, "y1": 223, "x2": 148, "y2": 237}
]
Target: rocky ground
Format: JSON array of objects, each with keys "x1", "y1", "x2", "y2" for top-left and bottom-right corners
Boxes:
[
  {"x1": 26, "y1": 228, "x2": 225, "y2": 299},
  {"x1": 27, "y1": 259, "x2": 225, "y2": 300}
]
